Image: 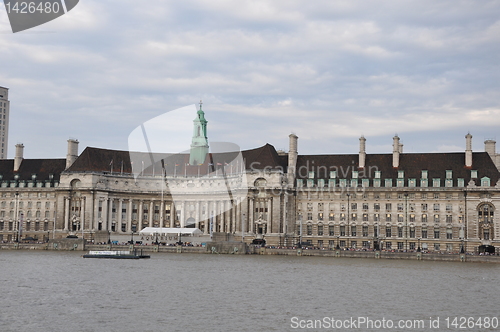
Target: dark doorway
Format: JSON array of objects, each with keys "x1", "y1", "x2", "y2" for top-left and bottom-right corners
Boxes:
[{"x1": 478, "y1": 245, "x2": 495, "y2": 254}]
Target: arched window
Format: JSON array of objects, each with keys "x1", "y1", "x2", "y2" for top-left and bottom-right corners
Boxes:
[
  {"x1": 478, "y1": 203, "x2": 495, "y2": 240},
  {"x1": 478, "y1": 203, "x2": 494, "y2": 224}
]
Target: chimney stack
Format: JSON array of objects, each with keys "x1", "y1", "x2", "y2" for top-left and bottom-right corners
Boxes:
[
  {"x1": 14, "y1": 143, "x2": 24, "y2": 172},
  {"x1": 66, "y1": 139, "x2": 79, "y2": 169},
  {"x1": 287, "y1": 134, "x2": 298, "y2": 186},
  {"x1": 359, "y1": 136, "x2": 366, "y2": 168},
  {"x1": 465, "y1": 133, "x2": 472, "y2": 168},
  {"x1": 485, "y1": 139, "x2": 496, "y2": 157},
  {"x1": 392, "y1": 135, "x2": 400, "y2": 168}
]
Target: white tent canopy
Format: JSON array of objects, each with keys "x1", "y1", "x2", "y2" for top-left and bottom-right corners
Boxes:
[{"x1": 139, "y1": 227, "x2": 203, "y2": 236}]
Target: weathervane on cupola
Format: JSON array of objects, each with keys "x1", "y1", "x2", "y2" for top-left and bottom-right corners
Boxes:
[{"x1": 189, "y1": 100, "x2": 209, "y2": 165}]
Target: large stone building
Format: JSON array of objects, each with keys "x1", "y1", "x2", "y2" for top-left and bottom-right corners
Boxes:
[{"x1": 0, "y1": 105, "x2": 499, "y2": 253}]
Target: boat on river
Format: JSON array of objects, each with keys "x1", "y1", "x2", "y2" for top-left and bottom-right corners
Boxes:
[{"x1": 82, "y1": 250, "x2": 150, "y2": 259}]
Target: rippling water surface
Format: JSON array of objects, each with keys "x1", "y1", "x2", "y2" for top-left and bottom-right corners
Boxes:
[{"x1": 0, "y1": 251, "x2": 499, "y2": 332}]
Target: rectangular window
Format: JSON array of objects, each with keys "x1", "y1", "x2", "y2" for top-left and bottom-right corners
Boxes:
[
  {"x1": 385, "y1": 242, "x2": 392, "y2": 250},
  {"x1": 329, "y1": 213, "x2": 334, "y2": 221},
  {"x1": 385, "y1": 203, "x2": 392, "y2": 211},
  {"x1": 307, "y1": 213, "x2": 312, "y2": 221},
  {"x1": 318, "y1": 213, "x2": 323, "y2": 221},
  {"x1": 422, "y1": 228, "x2": 428, "y2": 238},
  {"x1": 446, "y1": 228, "x2": 453, "y2": 239},
  {"x1": 306, "y1": 224, "x2": 312, "y2": 235},
  {"x1": 409, "y1": 227, "x2": 415, "y2": 238},
  {"x1": 398, "y1": 226, "x2": 403, "y2": 237},
  {"x1": 433, "y1": 204, "x2": 440, "y2": 211},
  {"x1": 374, "y1": 203, "x2": 380, "y2": 211},
  {"x1": 374, "y1": 213, "x2": 379, "y2": 222},
  {"x1": 446, "y1": 215, "x2": 452, "y2": 223},
  {"x1": 434, "y1": 214, "x2": 440, "y2": 223},
  {"x1": 362, "y1": 203, "x2": 369, "y2": 210},
  {"x1": 386, "y1": 226, "x2": 392, "y2": 237},
  {"x1": 329, "y1": 225, "x2": 334, "y2": 236},
  {"x1": 397, "y1": 242, "x2": 404, "y2": 250},
  {"x1": 362, "y1": 225, "x2": 368, "y2": 237},
  {"x1": 363, "y1": 213, "x2": 368, "y2": 222},
  {"x1": 340, "y1": 225, "x2": 345, "y2": 236},
  {"x1": 434, "y1": 230, "x2": 440, "y2": 239},
  {"x1": 351, "y1": 225, "x2": 356, "y2": 237}
]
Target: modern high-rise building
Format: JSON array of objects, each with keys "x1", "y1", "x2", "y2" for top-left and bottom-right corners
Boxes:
[{"x1": 0, "y1": 86, "x2": 10, "y2": 159}]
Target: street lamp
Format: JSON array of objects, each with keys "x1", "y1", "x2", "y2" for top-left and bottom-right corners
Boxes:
[
  {"x1": 336, "y1": 235, "x2": 340, "y2": 249},
  {"x1": 417, "y1": 237, "x2": 421, "y2": 252}
]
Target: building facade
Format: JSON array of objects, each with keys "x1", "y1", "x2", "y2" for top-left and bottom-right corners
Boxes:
[
  {"x1": 0, "y1": 107, "x2": 499, "y2": 253},
  {"x1": 0, "y1": 86, "x2": 10, "y2": 159}
]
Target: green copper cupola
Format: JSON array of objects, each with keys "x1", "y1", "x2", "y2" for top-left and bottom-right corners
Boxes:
[{"x1": 189, "y1": 100, "x2": 209, "y2": 165}]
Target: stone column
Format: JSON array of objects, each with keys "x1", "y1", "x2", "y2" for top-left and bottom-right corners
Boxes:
[
  {"x1": 171, "y1": 202, "x2": 176, "y2": 227},
  {"x1": 127, "y1": 200, "x2": 133, "y2": 232},
  {"x1": 195, "y1": 201, "x2": 200, "y2": 229},
  {"x1": 64, "y1": 196, "x2": 70, "y2": 231},
  {"x1": 138, "y1": 200, "x2": 143, "y2": 229},
  {"x1": 107, "y1": 198, "x2": 113, "y2": 231},
  {"x1": 267, "y1": 198, "x2": 273, "y2": 233},
  {"x1": 82, "y1": 197, "x2": 86, "y2": 233},
  {"x1": 249, "y1": 198, "x2": 254, "y2": 234},
  {"x1": 149, "y1": 201, "x2": 154, "y2": 227},
  {"x1": 160, "y1": 199, "x2": 165, "y2": 228},
  {"x1": 117, "y1": 199, "x2": 123, "y2": 233},
  {"x1": 203, "y1": 201, "x2": 209, "y2": 235},
  {"x1": 93, "y1": 196, "x2": 99, "y2": 230},
  {"x1": 180, "y1": 202, "x2": 185, "y2": 228}
]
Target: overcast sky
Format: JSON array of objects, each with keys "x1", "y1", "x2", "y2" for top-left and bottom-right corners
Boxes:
[{"x1": 1, "y1": 0, "x2": 500, "y2": 159}]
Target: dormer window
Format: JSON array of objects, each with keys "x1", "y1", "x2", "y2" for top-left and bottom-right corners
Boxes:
[
  {"x1": 308, "y1": 171, "x2": 314, "y2": 179},
  {"x1": 375, "y1": 171, "x2": 381, "y2": 179},
  {"x1": 330, "y1": 171, "x2": 337, "y2": 178},
  {"x1": 446, "y1": 170, "x2": 452, "y2": 179},
  {"x1": 421, "y1": 170, "x2": 428, "y2": 179},
  {"x1": 352, "y1": 171, "x2": 358, "y2": 179},
  {"x1": 471, "y1": 170, "x2": 478, "y2": 178},
  {"x1": 398, "y1": 170, "x2": 404, "y2": 178},
  {"x1": 481, "y1": 177, "x2": 491, "y2": 187}
]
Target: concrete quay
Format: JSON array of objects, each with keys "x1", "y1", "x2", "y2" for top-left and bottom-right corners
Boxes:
[{"x1": 1, "y1": 241, "x2": 500, "y2": 263}]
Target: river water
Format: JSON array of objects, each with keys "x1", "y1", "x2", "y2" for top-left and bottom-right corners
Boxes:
[{"x1": 0, "y1": 251, "x2": 499, "y2": 332}]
